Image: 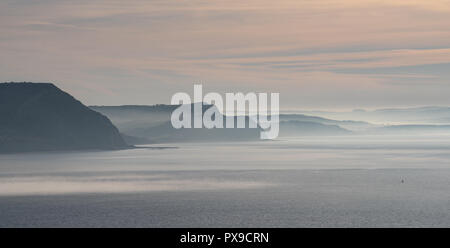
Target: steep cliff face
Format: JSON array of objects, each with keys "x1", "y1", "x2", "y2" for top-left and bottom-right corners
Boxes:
[{"x1": 0, "y1": 82, "x2": 128, "y2": 153}]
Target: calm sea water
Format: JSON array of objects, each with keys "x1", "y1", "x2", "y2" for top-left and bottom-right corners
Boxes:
[{"x1": 1, "y1": 135, "x2": 450, "y2": 227}]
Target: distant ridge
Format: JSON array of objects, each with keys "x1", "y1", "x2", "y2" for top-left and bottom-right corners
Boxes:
[
  {"x1": 90, "y1": 104, "x2": 213, "y2": 114},
  {"x1": 0, "y1": 82, "x2": 128, "y2": 153},
  {"x1": 91, "y1": 104, "x2": 179, "y2": 112},
  {"x1": 91, "y1": 104, "x2": 261, "y2": 143}
]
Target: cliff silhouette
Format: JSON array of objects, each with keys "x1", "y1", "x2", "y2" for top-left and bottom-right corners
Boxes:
[{"x1": 0, "y1": 82, "x2": 127, "y2": 153}]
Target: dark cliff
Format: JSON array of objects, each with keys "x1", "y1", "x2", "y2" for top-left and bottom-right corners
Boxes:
[{"x1": 0, "y1": 82, "x2": 127, "y2": 153}]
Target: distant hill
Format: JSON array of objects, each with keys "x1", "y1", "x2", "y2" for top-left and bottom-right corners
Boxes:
[
  {"x1": 90, "y1": 104, "x2": 213, "y2": 131},
  {"x1": 299, "y1": 106, "x2": 450, "y2": 125},
  {"x1": 92, "y1": 105, "x2": 362, "y2": 142},
  {"x1": 0, "y1": 82, "x2": 128, "y2": 153},
  {"x1": 372, "y1": 107, "x2": 450, "y2": 124},
  {"x1": 279, "y1": 120, "x2": 352, "y2": 136},
  {"x1": 91, "y1": 104, "x2": 261, "y2": 143},
  {"x1": 371, "y1": 124, "x2": 450, "y2": 135},
  {"x1": 279, "y1": 114, "x2": 373, "y2": 132}
]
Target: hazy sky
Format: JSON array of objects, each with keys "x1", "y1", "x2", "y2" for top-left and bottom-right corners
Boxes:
[{"x1": 1, "y1": 0, "x2": 450, "y2": 109}]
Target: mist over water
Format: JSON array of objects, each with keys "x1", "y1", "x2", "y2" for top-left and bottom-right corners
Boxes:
[{"x1": 2, "y1": 135, "x2": 450, "y2": 227}]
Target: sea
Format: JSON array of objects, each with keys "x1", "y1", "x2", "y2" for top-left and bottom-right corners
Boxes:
[{"x1": 1, "y1": 135, "x2": 450, "y2": 227}]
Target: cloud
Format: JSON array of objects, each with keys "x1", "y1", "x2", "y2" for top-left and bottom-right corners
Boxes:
[{"x1": 1, "y1": 0, "x2": 450, "y2": 108}]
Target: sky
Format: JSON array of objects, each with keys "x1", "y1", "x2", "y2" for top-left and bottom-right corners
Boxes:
[{"x1": 1, "y1": 0, "x2": 450, "y2": 110}]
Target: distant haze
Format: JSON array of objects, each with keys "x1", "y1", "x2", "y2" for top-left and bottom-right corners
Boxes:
[{"x1": 1, "y1": 0, "x2": 450, "y2": 109}]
